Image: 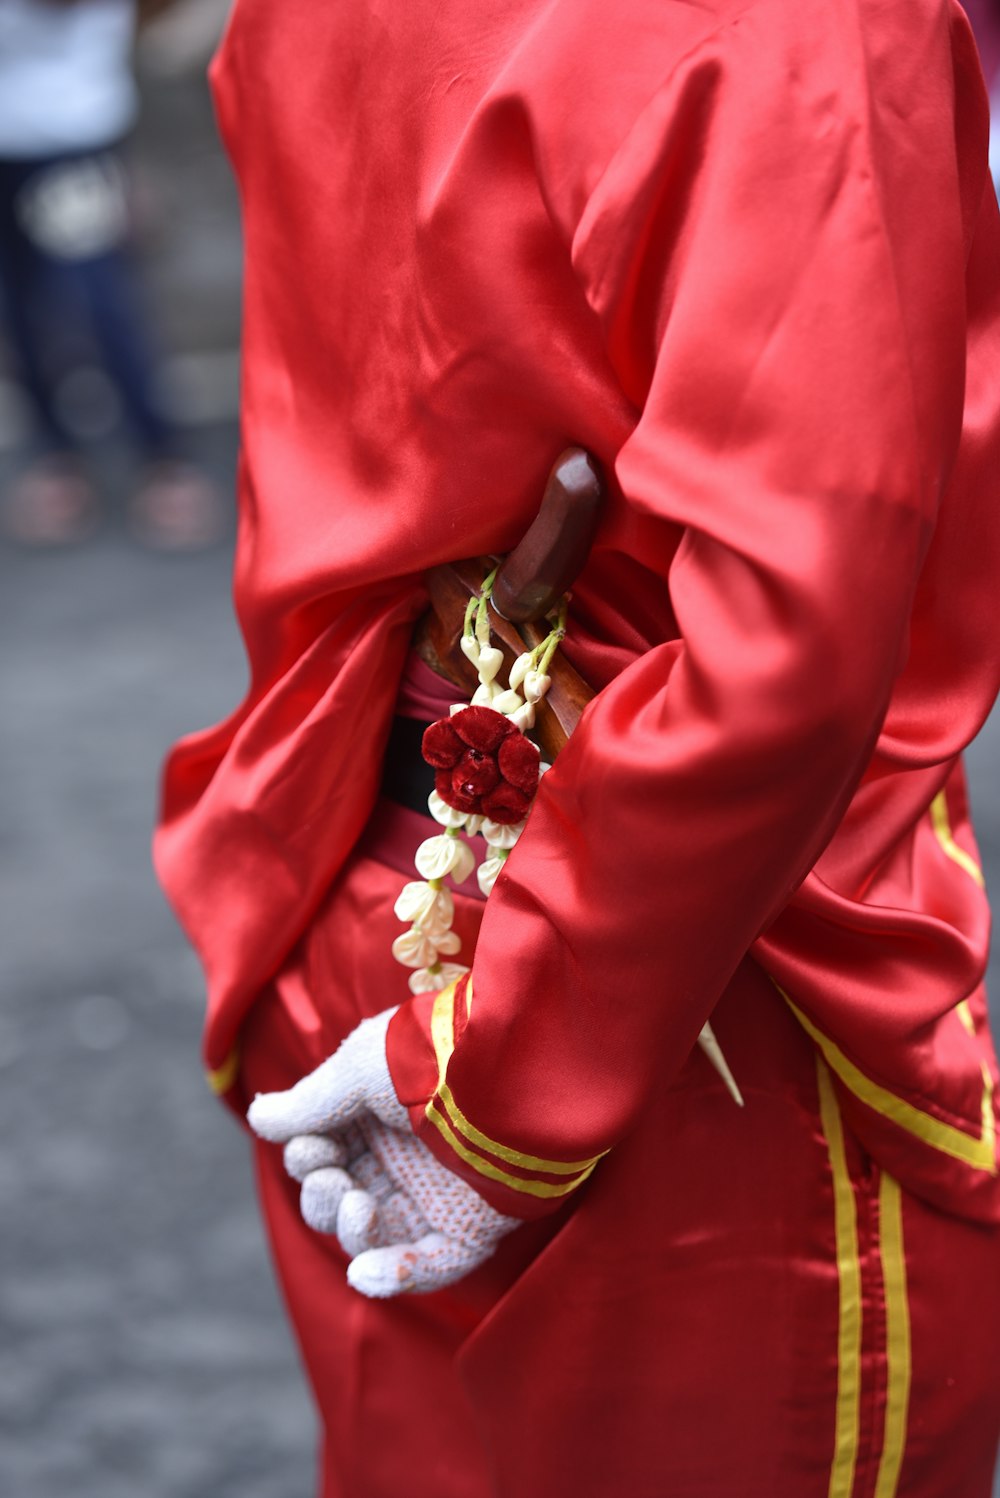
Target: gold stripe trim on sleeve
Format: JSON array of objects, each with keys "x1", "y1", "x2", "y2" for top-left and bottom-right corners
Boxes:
[
  {"x1": 429, "y1": 979, "x2": 460, "y2": 1087},
  {"x1": 436, "y1": 1080, "x2": 606, "y2": 1175},
  {"x1": 817, "y1": 1056, "x2": 862, "y2": 1498},
  {"x1": 784, "y1": 994, "x2": 996, "y2": 1174},
  {"x1": 425, "y1": 976, "x2": 606, "y2": 1181},
  {"x1": 930, "y1": 790, "x2": 985, "y2": 889},
  {"x1": 206, "y1": 1047, "x2": 240, "y2": 1096},
  {"x1": 873, "y1": 1172, "x2": 911, "y2": 1498},
  {"x1": 425, "y1": 1097, "x2": 600, "y2": 1198}
]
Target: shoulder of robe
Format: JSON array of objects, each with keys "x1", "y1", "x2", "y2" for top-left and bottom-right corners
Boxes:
[{"x1": 502, "y1": 0, "x2": 959, "y2": 249}]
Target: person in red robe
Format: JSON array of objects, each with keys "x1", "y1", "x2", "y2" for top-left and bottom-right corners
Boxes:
[{"x1": 156, "y1": 0, "x2": 1000, "y2": 1493}]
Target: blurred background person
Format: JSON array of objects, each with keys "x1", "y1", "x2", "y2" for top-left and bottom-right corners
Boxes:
[
  {"x1": 0, "y1": 6, "x2": 324, "y2": 1495},
  {"x1": 0, "y1": 0, "x2": 222, "y2": 547}
]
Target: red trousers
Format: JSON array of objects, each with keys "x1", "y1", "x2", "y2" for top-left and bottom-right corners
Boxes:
[{"x1": 239, "y1": 803, "x2": 1000, "y2": 1498}]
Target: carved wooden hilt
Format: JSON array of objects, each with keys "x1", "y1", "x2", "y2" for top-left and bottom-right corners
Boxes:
[{"x1": 414, "y1": 448, "x2": 604, "y2": 759}]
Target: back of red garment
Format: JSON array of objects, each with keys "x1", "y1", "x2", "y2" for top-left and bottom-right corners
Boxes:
[
  {"x1": 155, "y1": 2, "x2": 1000, "y2": 1493},
  {"x1": 157, "y1": 0, "x2": 1000, "y2": 1227}
]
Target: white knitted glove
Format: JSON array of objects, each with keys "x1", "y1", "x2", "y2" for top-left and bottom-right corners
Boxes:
[{"x1": 247, "y1": 1007, "x2": 519, "y2": 1297}]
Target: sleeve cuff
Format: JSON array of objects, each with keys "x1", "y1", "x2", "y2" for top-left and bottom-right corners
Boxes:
[{"x1": 386, "y1": 974, "x2": 605, "y2": 1220}]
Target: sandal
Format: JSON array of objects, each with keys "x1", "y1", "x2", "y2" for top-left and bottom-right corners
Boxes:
[
  {"x1": 129, "y1": 460, "x2": 226, "y2": 551},
  {"x1": 2, "y1": 454, "x2": 99, "y2": 546}
]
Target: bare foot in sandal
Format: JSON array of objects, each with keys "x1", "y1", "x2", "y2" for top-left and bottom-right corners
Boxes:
[
  {"x1": 129, "y1": 460, "x2": 225, "y2": 551},
  {"x1": 2, "y1": 454, "x2": 99, "y2": 546}
]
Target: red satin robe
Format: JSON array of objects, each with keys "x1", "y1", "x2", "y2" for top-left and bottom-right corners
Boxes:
[{"x1": 156, "y1": 0, "x2": 1000, "y2": 1493}]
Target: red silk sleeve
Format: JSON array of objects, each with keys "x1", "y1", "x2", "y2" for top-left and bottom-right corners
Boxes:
[{"x1": 386, "y1": 4, "x2": 989, "y2": 1217}]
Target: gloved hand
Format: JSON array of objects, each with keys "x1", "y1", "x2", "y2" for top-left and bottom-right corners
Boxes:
[{"x1": 247, "y1": 1007, "x2": 519, "y2": 1297}]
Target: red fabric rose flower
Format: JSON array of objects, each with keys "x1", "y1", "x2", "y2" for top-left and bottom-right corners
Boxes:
[{"x1": 422, "y1": 706, "x2": 541, "y2": 824}]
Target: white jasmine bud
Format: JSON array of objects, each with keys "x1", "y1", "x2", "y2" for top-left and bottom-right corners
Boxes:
[
  {"x1": 427, "y1": 790, "x2": 469, "y2": 829},
  {"x1": 394, "y1": 880, "x2": 455, "y2": 933},
  {"x1": 491, "y1": 688, "x2": 523, "y2": 715},
  {"x1": 408, "y1": 962, "x2": 469, "y2": 996},
  {"x1": 448, "y1": 838, "x2": 476, "y2": 884},
  {"x1": 524, "y1": 670, "x2": 551, "y2": 703},
  {"x1": 481, "y1": 818, "x2": 526, "y2": 849},
  {"x1": 415, "y1": 833, "x2": 473, "y2": 881},
  {"x1": 477, "y1": 645, "x2": 504, "y2": 684},
  {"x1": 391, "y1": 929, "x2": 438, "y2": 969},
  {"x1": 508, "y1": 652, "x2": 534, "y2": 691},
  {"x1": 477, "y1": 850, "x2": 509, "y2": 897}
]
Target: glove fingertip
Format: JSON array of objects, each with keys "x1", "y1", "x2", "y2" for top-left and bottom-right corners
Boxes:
[
  {"x1": 337, "y1": 1189, "x2": 383, "y2": 1258},
  {"x1": 283, "y1": 1133, "x2": 347, "y2": 1181},
  {"x1": 300, "y1": 1166, "x2": 354, "y2": 1234},
  {"x1": 246, "y1": 1093, "x2": 293, "y2": 1141},
  {"x1": 347, "y1": 1247, "x2": 420, "y2": 1300}
]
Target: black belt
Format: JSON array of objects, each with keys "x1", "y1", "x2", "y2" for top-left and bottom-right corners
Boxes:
[{"x1": 381, "y1": 715, "x2": 438, "y2": 816}]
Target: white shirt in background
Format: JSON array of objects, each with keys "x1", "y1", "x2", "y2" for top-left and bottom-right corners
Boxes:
[{"x1": 0, "y1": 0, "x2": 138, "y2": 158}]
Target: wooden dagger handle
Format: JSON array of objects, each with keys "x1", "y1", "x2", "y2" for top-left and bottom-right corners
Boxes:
[
  {"x1": 492, "y1": 448, "x2": 603, "y2": 624},
  {"x1": 414, "y1": 448, "x2": 604, "y2": 761}
]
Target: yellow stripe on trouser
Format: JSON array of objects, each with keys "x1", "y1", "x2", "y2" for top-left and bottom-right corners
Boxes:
[
  {"x1": 817, "y1": 1058, "x2": 912, "y2": 1498},
  {"x1": 817, "y1": 1056, "x2": 863, "y2": 1498},
  {"x1": 930, "y1": 790, "x2": 985, "y2": 889},
  {"x1": 874, "y1": 1173, "x2": 911, "y2": 1498},
  {"x1": 778, "y1": 796, "x2": 995, "y2": 1176},
  {"x1": 928, "y1": 793, "x2": 997, "y2": 1164},
  {"x1": 786, "y1": 996, "x2": 996, "y2": 1174}
]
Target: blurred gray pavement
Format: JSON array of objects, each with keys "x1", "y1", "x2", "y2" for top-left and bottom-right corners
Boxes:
[
  {"x1": 1, "y1": 14, "x2": 999, "y2": 1498},
  {"x1": 0, "y1": 531, "x2": 316, "y2": 1498}
]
